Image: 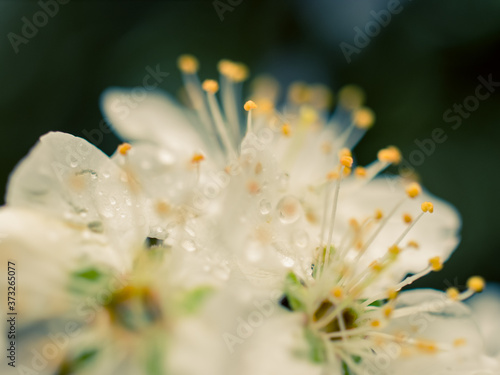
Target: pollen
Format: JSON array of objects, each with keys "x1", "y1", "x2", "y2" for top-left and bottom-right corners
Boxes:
[
  {"x1": 406, "y1": 182, "x2": 422, "y2": 198},
  {"x1": 370, "y1": 261, "x2": 383, "y2": 273},
  {"x1": 374, "y1": 209, "x2": 383, "y2": 220},
  {"x1": 118, "y1": 143, "x2": 132, "y2": 155},
  {"x1": 155, "y1": 200, "x2": 171, "y2": 215},
  {"x1": 403, "y1": 213, "x2": 413, "y2": 223},
  {"x1": 331, "y1": 287, "x2": 343, "y2": 299},
  {"x1": 340, "y1": 156, "x2": 353, "y2": 168},
  {"x1": 244, "y1": 100, "x2": 258, "y2": 111},
  {"x1": 338, "y1": 84, "x2": 365, "y2": 110},
  {"x1": 383, "y1": 306, "x2": 394, "y2": 318},
  {"x1": 416, "y1": 340, "x2": 438, "y2": 354},
  {"x1": 421, "y1": 201, "x2": 434, "y2": 213},
  {"x1": 202, "y1": 79, "x2": 219, "y2": 94},
  {"x1": 281, "y1": 123, "x2": 291, "y2": 137},
  {"x1": 354, "y1": 166, "x2": 367, "y2": 177},
  {"x1": 467, "y1": 276, "x2": 485, "y2": 293},
  {"x1": 387, "y1": 288, "x2": 398, "y2": 300},
  {"x1": 327, "y1": 170, "x2": 339, "y2": 180},
  {"x1": 246, "y1": 180, "x2": 261, "y2": 195},
  {"x1": 446, "y1": 287, "x2": 460, "y2": 301},
  {"x1": 407, "y1": 240, "x2": 419, "y2": 249},
  {"x1": 429, "y1": 256, "x2": 443, "y2": 272},
  {"x1": 178, "y1": 54, "x2": 199, "y2": 74},
  {"x1": 353, "y1": 107, "x2": 375, "y2": 129},
  {"x1": 219, "y1": 60, "x2": 249, "y2": 82},
  {"x1": 191, "y1": 153, "x2": 205, "y2": 164},
  {"x1": 453, "y1": 338, "x2": 467, "y2": 347},
  {"x1": 370, "y1": 319, "x2": 381, "y2": 328},
  {"x1": 377, "y1": 146, "x2": 401, "y2": 164},
  {"x1": 388, "y1": 245, "x2": 401, "y2": 256}
]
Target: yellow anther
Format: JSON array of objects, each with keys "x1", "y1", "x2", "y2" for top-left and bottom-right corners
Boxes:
[
  {"x1": 246, "y1": 180, "x2": 261, "y2": 195},
  {"x1": 353, "y1": 107, "x2": 375, "y2": 129},
  {"x1": 281, "y1": 123, "x2": 291, "y2": 137},
  {"x1": 155, "y1": 200, "x2": 171, "y2": 215},
  {"x1": 406, "y1": 182, "x2": 422, "y2": 198},
  {"x1": 310, "y1": 84, "x2": 333, "y2": 110},
  {"x1": 118, "y1": 143, "x2": 132, "y2": 155},
  {"x1": 340, "y1": 156, "x2": 353, "y2": 168},
  {"x1": 446, "y1": 287, "x2": 460, "y2": 301},
  {"x1": 244, "y1": 100, "x2": 258, "y2": 111},
  {"x1": 255, "y1": 98, "x2": 274, "y2": 113},
  {"x1": 388, "y1": 245, "x2": 401, "y2": 256},
  {"x1": 218, "y1": 60, "x2": 249, "y2": 82},
  {"x1": 338, "y1": 84, "x2": 365, "y2": 110},
  {"x1": 349, "y1": 218, "x2": 359, "y2": 228},
  {"x1": 343, "y1": 167, "x2": 352, "y2": 176},
  {"x1": 255, "y1": 162, "x2": 263, "y2": 175},
  {"x1": 387, "y1": 288, "x2": 398, "y2": 300},
  {"x1": 403, "y1": 213, "x2": 413, "y2": 224},
  {"x1": 377, "y1": 146, "x2": 402, "y2": 164},
  {"x1": 421, "y1": 201, "x2": 434, "y2": 213},
  {"x1": 191, "y1": 153, "x2": 205, "y2": 164},
  {"x1": 453, "y1": 338, "x2": 467, "y2": 347},
  {"x1": 299, "y1": 106, "x2": 318, "y2": 124},
  {"x1": 370, "y1": 319, "x2": 381, "y2": 328},
  {"x1": 339, "y1": 148, "x2": 352, "y2": 158},
  {"x1": 416, "y1": 340, "x2": 438, "y2": 354},
  {"x1": 202, "y1": 79, "x2": 219, "y2": 94},
  {"x1": 383, "y1": 306, "x2": 394, "y2": 318},
  {"x1": 374, "y1": 209, "x2": 383, "y2": 220},
  {"x1": 288, "y1": 82, "x2": 311, "y2": 104},
  {"x1": 327, "y1": 170, "x2": 339, "y2": 180},
  {"x1": 407, "y1": 240, "x2": 419, "y2": 249},
  {"x1": 177, "y1": 54, "x2": 199, "y2": 74},
  {"x1": 467, "y1": 276, "x2": 485, "y2": 293},
  {"x1": 370, "y1": 261, "x2": 383, "y2": 273},
  {"x1": 354, "y1": 166, "x2": 367, "y2": 178},
  {"x1": 321, "y1": 141, "x2": 333, "y2": 154},
  {"x1": 331, "y1": 287, "x2": 343, "y2": 299},
  {"x1": 429, "y1": 256, "x2": 443, "y2": 272}
]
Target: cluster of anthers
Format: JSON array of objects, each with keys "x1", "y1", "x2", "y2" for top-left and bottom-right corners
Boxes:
[{"x1": 109, "y1": 54, "x2": 486, "y2": 372}]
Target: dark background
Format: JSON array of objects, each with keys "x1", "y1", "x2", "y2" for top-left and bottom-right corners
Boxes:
[{"x1": 1, "y1": 0, "x2": 499, "y2": 288}]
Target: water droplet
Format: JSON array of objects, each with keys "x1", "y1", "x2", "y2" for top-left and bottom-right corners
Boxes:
[
  {"x1": 125, "y1": 198, "x2": 132, "y2": 206},
  {"x1": 281, "y1": 256, "x2": 295, "y2": 267},
  {"x1": 184, "y1": 225, "x2": 195, "y2": 237},
  {"x1": 109, "y1": 196, "x2": 117, "y2": 206},
  {"x1": 150, "y1": 226, "x2": 167, "y2": 240},
  {"x1": 245, "y1": 246, "x2": 263, "y2": 263},
  {"x1": 88, "y1": 221, "x2": 104, "y2": 233},
  {"x1": 69, "y1": 160, "x2": 78, "y2": 168},
  {"x1": 278, "y1": 173, "x2": 289, "y2": 190},
  {"x1": 292, "y1": 230, "x2": 309, "y2": 248},
  {"x1": 259, "y1": 199, "x2": 272, "y2": 215},
  {"x1": 277, "y1": 196, "x2": 301, "y2": 224},
  {"x1": 182, "y1": 239, "x2": 196, "y2": 252},
  {"x1": 158, "y1": 150, "x2": 174, "y2": 165},
  {"x1": 102, "y1": 171, "x2": 111, "y2": 179}
]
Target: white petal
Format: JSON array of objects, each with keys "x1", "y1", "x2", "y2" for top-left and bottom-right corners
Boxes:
[{"x1": 6, "y1": 132, "x2": 148, "y2": 257}]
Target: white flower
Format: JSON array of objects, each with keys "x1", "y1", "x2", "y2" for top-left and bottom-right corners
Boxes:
[
  {"x1": 0, "y1": 133, "x2": 219, "y2": 374},
  {"x1": 0, "y1": 55, "x2": 496, "y2": 375},
  {"x1": 98, "y1": 55, "x2": 494, "y2": 374}
]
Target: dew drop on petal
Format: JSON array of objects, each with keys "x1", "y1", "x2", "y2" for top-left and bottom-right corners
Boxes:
[
  {"x1": 259, "y1": 199, "x2": 272, "y2": 215},
  {"x1": 150, "y1": 226, "x2": 167, "y2": 240},
  {"x1": 102, "y1": 171, "x2": 111, "y2": 179},
  {"x1": 278, "y1": 173, "x2": 289, "y2": 190},
  {"x1": 292, "y1": 230, "x2": 309, "y2": 248},
  {"x1": 277, "y1": 196, "x2": 301, "y2": 224},
  {"x1": 182, "y1": 239, "x2": 196, "y2": 252}
]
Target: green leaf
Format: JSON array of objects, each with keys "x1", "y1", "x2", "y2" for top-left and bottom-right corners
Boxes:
[
  {"x1": 305, "y1": 328, "x2": 326, "y2": 363},
  {"x1": 178, "y1": 286, "x2": 214, "y2": 314},
  {"x1": 73, "y1": 268, "x2": 103, "y2": 282},
  {"x1": 284, "y1": 271, "x2": 306, "y2": 312}
]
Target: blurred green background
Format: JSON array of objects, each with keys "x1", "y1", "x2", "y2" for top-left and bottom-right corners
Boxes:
[{"x1": 0, "y1": 0, "x2": 499, "y2": 288}]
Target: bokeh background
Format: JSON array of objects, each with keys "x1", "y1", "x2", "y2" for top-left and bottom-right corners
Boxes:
[{"x1": 1, "y1": 0, "x2": 499, "y2": 288}]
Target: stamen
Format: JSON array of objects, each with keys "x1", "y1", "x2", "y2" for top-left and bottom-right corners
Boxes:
[
  {"x1": 118, "y1": 143, "x2": 132, "y2": 156},
  {"x1": 244, "y1": 100, "x2": 257, "y2": 134},
  {"x1": 178, "y1": 54, "x2": 199, "y2": 74},
  {"x1": 202, "y1": 79, "x2": 237, "y2": 158}
]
